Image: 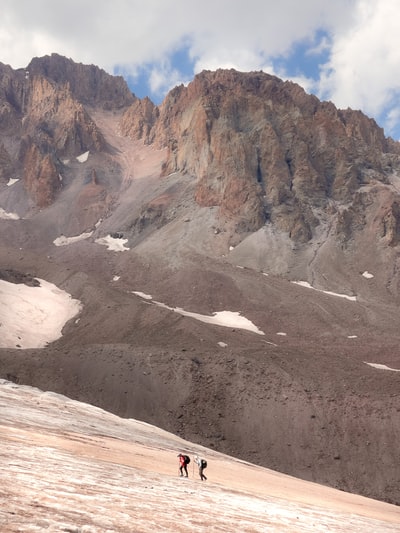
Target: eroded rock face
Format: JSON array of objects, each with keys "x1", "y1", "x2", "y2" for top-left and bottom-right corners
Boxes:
[
  {"x1": 2, "y1": 59, "x2": 400, "y2": 241},
  {"x1": 20, "y1": 141, "x2": 61, "y2": 207},
  {"x1": 0, "y1": 54, "x2": 134, "y2": 207},
  {"x1": 120, "y1": 96, "x2": 159, "y2": 143},
  {"x1": 122, "y1": 69, "x2": 400, "y2": 241},
  {"x1": 27, "y1": 53, "x2": 135, "y2": 109}
]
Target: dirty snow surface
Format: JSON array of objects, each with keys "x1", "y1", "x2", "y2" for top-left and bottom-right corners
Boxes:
[
  {"x1": 0, "y1": 381, "x2": 399, "y2": 532},
  {"x1": 0, "y1": 279, "x2": 81, "y2": 349}
]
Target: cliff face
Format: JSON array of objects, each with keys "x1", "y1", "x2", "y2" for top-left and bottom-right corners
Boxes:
[
  {"x1": 2, "y1": 57, "x2": 400, "y2": 245},
  {"x1": 27, "y1": 53, "x2": 135, "y2": 110},
  {"x1": 122, "y1": 69, "x2": 400, "y2": 242},
  {"x1": 0, "y1": 54, "x2": 134, "y2": 207}
]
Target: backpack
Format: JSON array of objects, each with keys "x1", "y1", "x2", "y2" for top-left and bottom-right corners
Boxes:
[
  {"x1": 201, "y1": 459, "x2": 207, "y2": 468},
  {"x1": 184, "y1": 455, "x2": 191, "y2": 465}
]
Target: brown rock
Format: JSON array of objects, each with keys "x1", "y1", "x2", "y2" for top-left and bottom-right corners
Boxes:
[{"x1": 122, "y1": 69, "x2": 400, "y2": 241}]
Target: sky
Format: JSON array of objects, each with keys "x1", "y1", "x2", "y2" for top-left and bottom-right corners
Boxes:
[{"x1": 1, "y1": 1, "x2": 400, "y2": 139}]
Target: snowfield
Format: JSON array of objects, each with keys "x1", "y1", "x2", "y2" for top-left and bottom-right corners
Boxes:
[{"x1": 0, "y1": 379, "x2": 399, "y2": 532}]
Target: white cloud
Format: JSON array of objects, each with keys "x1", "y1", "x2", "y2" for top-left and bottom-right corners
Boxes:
[
  {"x1": 318, "y1": 0, "x2": 400, "y2": 135},
  {"x1": 1, "y1": 1, "x2": 400, "y2": 135},
  {"x1": 0, "y1": 1, "x2": 351, "y2": 73},
  {"x1": 148, "y1": 62, "x2": 189, "y2": 95}
]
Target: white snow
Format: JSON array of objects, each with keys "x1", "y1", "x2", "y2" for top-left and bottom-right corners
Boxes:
[
  {"x1": 53, "y1": 231, "x2": 93, "y2": 246},
  {"x1": 0, "y1": 278, "x2": 81, "y2": 349},
  {"x1": 76, "y1": 150, "x2": 90, "y2": 163},
  {"x1": 133, "y1": 291, "x2": 265, "y2": 334},
  {"x1": 348, "y1": 335, "x2": 358, "y2": 339},
  {"x1": 132, "y1": 291, "x2": 153, "y2": 300},
  {"x1": 362, "y1": 271, "x2": 374, "y2": 279},
  {"x1": 277, "y1": 332, "x2": 287, "y2": 336},
  {"x1": 156, "y1": 302, "x2": 265, "y2": 335},
  {"x1": 0, "y1": 207, "x2": 19, "y2": 220},
  {"x1": 0, "y1": 380, "x2": 399, "y2": 532},
  {"x1": 218, "y1": 341, "x2": 228, "y2": 347},
  {"x1": 7, "y1": 177, "x2": 19, "y2": 186},
  {"x1": 292, "y1": 281, "x2": 357, "y2": 301},
  {"x1": 95, "y1": 234, "x2": 130, "y2": 251},
  {"x1": 365, "y1": 362, "x2": 400, "y2": 372},
  {"x1": 112, "y1": 275, "x2": 120, "y2": 281}
]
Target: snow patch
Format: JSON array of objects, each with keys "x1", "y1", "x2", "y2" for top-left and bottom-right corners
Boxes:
[
  {"x1": 132, "y1": 291, "x2": 153, "y2": 300},
  {"x1": 53, "y1": 232, "x2": 93, "y2": 246},
  {"x1": 364, "y1": 362, "x2": 400, "y2": 372},
  {"x1": 7, "y1": 178, "x2": 19, "y2": 186},
  {"x1": 0, "y1": 278, "x2": 81, "y2": 349},
  {"x1": 95, "y1": 235, "x2": 130, "y2": 252},
  {"x1": 133, "y1": 292, "x2": 264, "y2": 335},
  {"x1": 218, "y1": 341, "x2": 228, "y2": 347},
  {"x1": 112, "y1": 276, "x2": 120, "y2": 282},
  {"x1": 276, "y1": 332, "x2": 287, "y2": 336},
  {"x1": 76, "y1": 151, "x2": 89, "y2": 163},
  {"x1": 155, "y1": 302, "x2": 264, "y2": 335},
  {"x1": 362, "y1": 271, "x2": 374, "y2": 279},
  {"x1": 292, "y1": 281, "x2": 357, "y2": 301},
  {"x1": 0, "y1": 208, "x2": 19, "y2": 220}
]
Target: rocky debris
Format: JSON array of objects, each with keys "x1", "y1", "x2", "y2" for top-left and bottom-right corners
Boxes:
[{"x1": 0, "y1": 269, "x2": 39, "y2": 286}]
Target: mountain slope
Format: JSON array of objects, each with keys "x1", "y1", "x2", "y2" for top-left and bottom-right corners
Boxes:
[
  {"x1": 0, "y1": 56, "x2": 399, "y2": 506},
  {"x1": 1, "y1": 379, "x2": 399, "y2": 532}
]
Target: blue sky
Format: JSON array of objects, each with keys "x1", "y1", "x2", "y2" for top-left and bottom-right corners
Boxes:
[{"x1": 1, "y1": 1, "x2": 400, "y2": 140}]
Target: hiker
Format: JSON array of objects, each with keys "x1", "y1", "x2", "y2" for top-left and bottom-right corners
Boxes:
[
  {"x1": 177, "y1": 453, "x2": 190, "y2": 477},
  {"x1": 194, "y1": 455, "x2": 207, "y2": 481}
]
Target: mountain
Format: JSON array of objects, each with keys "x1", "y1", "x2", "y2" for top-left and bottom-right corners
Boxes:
[{"x1": 0, "y1": 54, "x2": 399, "y2": 507}]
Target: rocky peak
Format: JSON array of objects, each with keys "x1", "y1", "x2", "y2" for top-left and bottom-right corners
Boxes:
[
  {"x1": 122, "y1": 69, "x2": 400, "y2": 241},
  {"x1": 27, "y1": 53, "x2": 135, "y2": 109},
  {"x1": 0, "y1": 55, "x2": 135, "y2": 207}
]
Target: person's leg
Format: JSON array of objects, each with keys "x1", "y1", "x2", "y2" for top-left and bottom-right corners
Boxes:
[{"x1": 184, "y1": 465, "x2": 188, "y2": 477}]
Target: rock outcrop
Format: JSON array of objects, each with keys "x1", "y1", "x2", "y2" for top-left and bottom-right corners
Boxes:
[
  {"x1": 0, "y1": 54, "x2": 135, "y2": 207},
  {"x1": 122, "y1": 69, "x2": 400, "y2": 242},
  {"x1": 27, "y1": 53, "x2": 135, "y2": 110}
]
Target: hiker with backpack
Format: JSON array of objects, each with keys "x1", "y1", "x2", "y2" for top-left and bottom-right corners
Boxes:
[
  {"x1": 177, "y1": 453, "x2": 190, "y2": 477},
  {"x1": 194, "y1": 455, "x2": 207, "y2": 481}
]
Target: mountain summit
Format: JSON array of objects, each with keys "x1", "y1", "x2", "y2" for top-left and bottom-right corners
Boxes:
[{"x1": 0, "y1": 55, "x2": 399, "y2": 507}]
